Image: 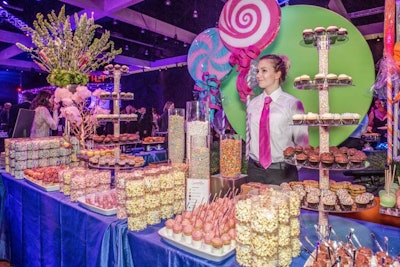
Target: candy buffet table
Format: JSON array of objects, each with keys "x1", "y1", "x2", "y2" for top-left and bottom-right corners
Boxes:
[
  {"x1": 1, "y1": 171, "x2": 400, "y2": 267},
  {"x1": 0, "y1": 172, "x2": 122, "y2": 267}
]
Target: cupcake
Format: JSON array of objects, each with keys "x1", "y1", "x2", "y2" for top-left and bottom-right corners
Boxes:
[
  {"x1": 306, "y1": 112, "x2": 319, "y2": 125},
  {"x1": 203, "y1": 235, "x2": 213, "y2": 252},
  {"x1": 300, "y1": 74, "x2": 311, "y2": 85},
  {"x1": 306, "y1": 193, "x2": 320, "y2": 209},
  {"x1": 191, "y1": 229, "x2": 203, "y2": 248},
  {"x1": 294, "y1": 145, "x2": 303, "y2": 154},
  {"x1": 349, "y1": 155, "x2": 363, "y2": 168},
  {"x1": 172, "y1": 223, "x2": 183, "y2": 240},
  {"x1": 294, "y1": 76, "x2": 302, "y2": 88},
  {"x1": 296, "y1": 153, "x2": 308, "y2": 165},
  {"x1": 211, "y1": 237, "x2": 223, "y2": 255},
  {"x1": 326, "y1": 25, "x2": 338, "y2": 43},
  {"x1": 165, "y1": 219, "x2": 175, "y2": 236},
  {"x1": 341, "y1": 113, "x2": 354, "y2": 125},
  {"x1": 302, "y1": 28, "x2": 314, "y2": 44},
  {"x1": 314, "y1": 73, "x2": 326, "y2": 85},
  {"x1": 292, "y1": 113, "x2": 305, "y2": 125},
  {"x1": 308, "y1": 154, "x2": 320, "y2": 167},
  {"x1": 182, "y1": 224, "x2": 193, "y2": 244},
  {"x1": 352, "y1": 113, "x2": 361, "y2": 124},
  {"x1": 339, "y1": 194, "x2": 354, "y2": 211},
  {"x1": 221, "y1": 233, "x2": 232, "y2": 253},
  {"x1": 337, "y1": 27, "x2": 348, "y2": 41},
  {"x1": 320, "y1": 152, "x2": 334, "y2": 168},
  {"x1": 354, "y1": 194, "x2": 370, "y2": 208},
  {"x1": 322, "y1": 193, "x2": 337, "y2": 211},
  {"x1": 326, "y1": 73, "x2": 338, "y2": 84},
  {"x1": 320, "y1": 113, "x2": 334, "y2": 124},
  {"x1": 332, "y1": 113, "x2": 341, "y2": 124},
  {"x1": 335, "y1": 154, "x2": 349, "y2": 168},
  {"x1": 283, "y1": 146, "x2": 295, "y2": 160},
  {"x1": 338, "y1": 74, "x2": 352, "y2": 85},
  {"x1": 314, "y1": 26, "x2": 326, "y2": 36}
]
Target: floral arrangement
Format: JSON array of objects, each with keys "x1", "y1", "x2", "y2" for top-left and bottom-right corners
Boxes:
[
  {"x1": 16, "y1": 5, "x2": 122, "y2": 86},
  {"x1": 55, "y1": 85, "x2": 110, "y2": 148}
]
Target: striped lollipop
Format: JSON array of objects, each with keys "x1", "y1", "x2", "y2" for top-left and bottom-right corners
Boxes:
[
  {"x1": 187, "y1": 28, "x2": 233, "y2": 81},
  {"x1": 218, "y1": 0, "x2": 281, "y2": 51}
]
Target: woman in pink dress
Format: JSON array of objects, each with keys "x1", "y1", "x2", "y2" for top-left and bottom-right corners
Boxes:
[{"x1": 30, "y1": 90, "x2": 60, "y2": 138}]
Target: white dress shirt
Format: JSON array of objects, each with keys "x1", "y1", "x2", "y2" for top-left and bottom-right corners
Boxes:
[{"x1": 247, "y1": 88, "x2": 309, "y2": 163}]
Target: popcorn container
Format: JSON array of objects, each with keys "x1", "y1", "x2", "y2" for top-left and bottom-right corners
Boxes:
[
  {"x1": 186, "y1": 101, "x2": 209, "y2": 161},
  {"x1": 188, "y1": 135, "x2": 210, "y2": 179},
  {"x1": 168, "y1": 108, "x2": 185, "y2": 164},
  {"x1": 220, "y1": 134, "x2": 242, "y2": 178}
]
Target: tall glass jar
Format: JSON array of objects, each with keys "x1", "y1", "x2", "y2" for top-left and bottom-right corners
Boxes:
[
  {"x1": 189, "y1": 135, "x2": 210, "y2": 179},
  {"x1": 220, "y1": 134, "x2": 242, "y2": 178},
  {"x1": 168, "y1": 108, "x2": 185, "y2": 164},
  {"x1": 186, "y1": 101, "x2": 209, "y2": 162}
]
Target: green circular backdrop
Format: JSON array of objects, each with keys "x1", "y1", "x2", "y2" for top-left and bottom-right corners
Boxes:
[{"x1": 221, "y1": 5, "x2": 375, "y2": 147}]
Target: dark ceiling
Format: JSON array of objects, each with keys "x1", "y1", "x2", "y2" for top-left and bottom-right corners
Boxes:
[{"x1": 0, "y1": 0, "x2": 385, "y2": 73}]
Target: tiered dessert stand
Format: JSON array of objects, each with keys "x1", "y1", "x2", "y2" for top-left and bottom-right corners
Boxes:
[
  {"x1": 95, "y1": 64, "x2": 136, "y2": 159},
  {"x1": 298, "y1": 29, "x2": 367, "y2": 237}
]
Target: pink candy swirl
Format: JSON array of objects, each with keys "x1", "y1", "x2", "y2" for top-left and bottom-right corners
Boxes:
[{"x1": 218, "y1": 0, "x2": 281, "y2": 51}]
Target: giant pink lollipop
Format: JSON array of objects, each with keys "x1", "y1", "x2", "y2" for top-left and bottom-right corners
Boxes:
[
  {"x1": 187, "y1": 28, "x2": 233, "y2": 81},
  {"x1": 218, "y1": 0, "x2": 281, "y2": 52}
]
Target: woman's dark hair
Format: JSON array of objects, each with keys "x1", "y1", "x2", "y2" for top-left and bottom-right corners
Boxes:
[
  {"x1": 31, "y1": 90, "x2": 53, "y2": 110},
  {"x1": 259, "y1": 54, "x2": 290, "y2": 84}
]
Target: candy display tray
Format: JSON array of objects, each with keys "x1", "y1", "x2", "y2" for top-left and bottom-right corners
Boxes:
[
  {"x1": 77, "y1": 195, "x2": 117, "y2": 216},
  {"x1": 158, "y1": 227, "x2": 235, "y2": 262},
  {"x1": 24, "y1": 176, "x2": 60, "y2": 192}
]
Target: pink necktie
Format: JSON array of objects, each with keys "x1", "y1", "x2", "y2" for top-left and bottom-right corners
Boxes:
[{"x1": 259, "y1": 97, "x2": 272, "y2": 169}]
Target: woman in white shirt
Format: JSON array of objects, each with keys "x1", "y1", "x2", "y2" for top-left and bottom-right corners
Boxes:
[
  {"x1": 247, "y1": 54, "x2": 309, "y2": 185},
  {"x1": 30, "y1": 90, "x2": 60, "y2": 138}
]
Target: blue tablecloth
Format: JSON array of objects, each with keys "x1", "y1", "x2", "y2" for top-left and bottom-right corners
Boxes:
[
  {"x1": 1, "y1": 172, "x2": 121, "y2": 267},
  {"x1": 1, "y1": 171, "x2": 400, "y2": 266}
]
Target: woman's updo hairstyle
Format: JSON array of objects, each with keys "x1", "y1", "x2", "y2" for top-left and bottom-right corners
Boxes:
[{"x1": 259, "y1": 54, "x2": 291, "y2": 84}]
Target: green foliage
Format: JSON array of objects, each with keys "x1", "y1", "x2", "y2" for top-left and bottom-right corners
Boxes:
[{"x1": 16, "y1": 5, "x2": 122, "y2": 86}]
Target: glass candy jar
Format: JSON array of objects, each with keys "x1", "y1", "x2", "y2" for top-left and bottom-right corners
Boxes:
[
  {"x1": 220, "y1": 134, "x2": 242, "y2": 178},
  {"x1": 168, "y1": 108, "x2": 185, "y2": 164}
]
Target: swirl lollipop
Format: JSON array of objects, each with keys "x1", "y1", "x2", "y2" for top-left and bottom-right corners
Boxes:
[
  {"x1": 218, "y1": 0, "x2": 281, "y2": 51},
  {"x1": 187, "y1": 28, "x2": 233, "y2": 81}
]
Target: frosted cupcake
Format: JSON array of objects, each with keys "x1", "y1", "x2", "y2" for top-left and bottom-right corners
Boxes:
[
  {"x1": 172, "y1": 223, "x2": 183, "y2": 241},
  {"x1": 211, "y1": 237, "x2": 223, "y2": 255},
  {"x1": 302, "y1": 28, "x2": 314, "y2": 44},
  {"x1": 332, "y1": 113, "x2": 341, "y2": 124},
  {"x1": 203, "y1": 235, "x2": 213, "y2": 252},
  {"x1": 221, "y1": 233, "x2": 232, "y2": 253},
  {"x1": 314, "y1": 73, "x2": 326, "y2": 85},
  {"x1": 341, "y1": 113, "x2": 354, "y2": 125},
  {"x1": 306, "y1": 112, "x2": 319, "y2": 125},
  {"x1": 182, "y1": 224, "x2": 193, "y2": 244},
  {"x1": 292, "y1": 114, "x2": 305, "y2": 125},
  {"x1": 165, "y1": 218, "x2": 175, "y2": 236},
  {"x1": 191, "y1": 229, "x2": 203, "y2": 248},
  {"x1": 320, "y1": 113, "x2": 334, "y2": 124}
]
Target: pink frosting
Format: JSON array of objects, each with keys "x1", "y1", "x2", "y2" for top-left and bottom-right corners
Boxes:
[
  {"x1": 165, "y1": 219, "x2": 175, "y2": 229},
  {"x1": 172, "y1": 223, "x2": 182, "y2": 234},
  {"x1": 183, "y1": 224, "x2": 193, "y2": 235},
  {"x1": 192, "y1": 229, "x2": 203, "y2": 241}
]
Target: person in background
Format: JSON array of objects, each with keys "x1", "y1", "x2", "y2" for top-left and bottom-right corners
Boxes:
[
  {"x1": 123, "y1": 105, "x2": 138, "y2": 133},
  {"x1": 159, "y1": 101, "x2": 174, "y2": 132},
  {"x1": 0, "y1": 102, "x2": 12, "y2": 133},
  {"x1": 367, "y1": 98, "x2": 387, "y2": 142},
  {"x1": 247, "y1": 54, "x2": 309, "y2": 185},
  {"x1": 8, "y1": 91, "x2": 35, "y2": 136},
  {"x1": 30, "y1": 90, "x2": 60, "y2": 138},
  {"x1": 138, "y1": 107, "x2": 153, "y2": 139},
  {"x1": 151, "y1": 107, "x2": 160, "y2": 135}
]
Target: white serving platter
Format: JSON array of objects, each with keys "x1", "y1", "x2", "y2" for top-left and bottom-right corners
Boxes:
[
  {"x1": 24, "y1": 176, "x2": 60, "y2": 192},
  {"x1": 77, "y1": 195, "x2": 117, "y2": 216},
  {"x1": 158, "y1": 227, "x2": 235, "y2": 262}
]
